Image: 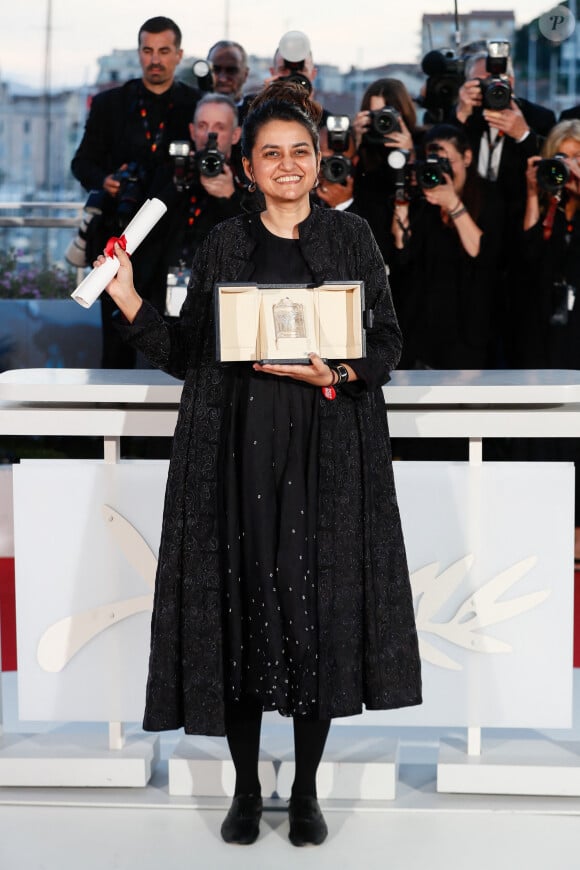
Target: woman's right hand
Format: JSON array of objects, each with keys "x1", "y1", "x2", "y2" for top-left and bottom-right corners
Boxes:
[
  {"x1": 353, "y1": 110, "x2": 371, "y2": 149},
  {"x1": 94, "y1": 243, "x2": 143, "y2": 323},
  {"x1": 525, "y1": 156, "x2": 540, "y2": 198}
]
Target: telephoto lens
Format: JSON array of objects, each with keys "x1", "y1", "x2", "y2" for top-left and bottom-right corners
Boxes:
[{"x1": 536, "y1": 154, "x2": 570, "y2": 194}]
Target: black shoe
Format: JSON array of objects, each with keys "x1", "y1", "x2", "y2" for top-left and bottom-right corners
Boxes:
[
  {"x1": 220, "y1": 794, "x2": 262, "y2": 845},
  {"x1": 288, "y1": 795, "x2": 328, "y2": 847}
]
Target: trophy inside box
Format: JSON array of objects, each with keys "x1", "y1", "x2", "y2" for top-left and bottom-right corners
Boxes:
[{"x1": 215, "y1": 282, "x2": 365, "y2": 363}]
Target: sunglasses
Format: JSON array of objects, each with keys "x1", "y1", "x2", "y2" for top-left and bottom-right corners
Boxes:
[{"x1": 212, "y1": 65, "x2": 241, "y2": 76}]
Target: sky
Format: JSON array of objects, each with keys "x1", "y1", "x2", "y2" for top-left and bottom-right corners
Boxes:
[{"x1": 0, "y1": 0, "x2": 565, "y2": 90}]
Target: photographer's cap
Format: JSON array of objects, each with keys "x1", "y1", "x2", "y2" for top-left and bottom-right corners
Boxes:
[{"x1": 278, "y1": 30, "x2": 311, "y2": 63}]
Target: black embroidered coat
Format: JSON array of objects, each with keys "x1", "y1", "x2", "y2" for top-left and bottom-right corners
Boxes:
[{"x1": 121, "y1": 206, "x2": 422, "y2": 735}]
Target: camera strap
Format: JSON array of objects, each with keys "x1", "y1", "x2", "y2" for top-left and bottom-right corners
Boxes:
[
  {"x1": 542, "y1": 195, "x2": 560, "y2": 241},
  {"x1": 138, "y1": 85, "x2": 175, "y2": 154}
]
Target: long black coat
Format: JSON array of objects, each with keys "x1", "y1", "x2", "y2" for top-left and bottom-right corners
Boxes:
[{"x1": 121, "y1": 206, "x2": 422, "y2": 735}]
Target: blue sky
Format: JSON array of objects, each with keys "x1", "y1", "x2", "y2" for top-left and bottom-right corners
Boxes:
[{"x1": 0, "y1": 0, "x2": 565, "y2": 88}]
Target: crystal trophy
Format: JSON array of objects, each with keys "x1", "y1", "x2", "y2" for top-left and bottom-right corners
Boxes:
[{"x1": 273, "y1": 296, "x2": 306, "y2": 348}]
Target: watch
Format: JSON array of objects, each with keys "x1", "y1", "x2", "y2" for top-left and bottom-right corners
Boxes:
[{"x1": 332, "y1": 364, "x2": 349, "y2": 386}]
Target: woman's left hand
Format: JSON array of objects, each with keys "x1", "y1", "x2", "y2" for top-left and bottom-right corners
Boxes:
[{"x1": 253, "y1": 352, "x2": 335, "y2": 386}]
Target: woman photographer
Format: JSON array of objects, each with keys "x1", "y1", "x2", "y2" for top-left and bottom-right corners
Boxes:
[
  {"x1": 352, "y1": 78, "x2": 422, "y2": 259},
  {"x1": 97, "y1": 80, "x2": 421, "y2": 847},
  {"x1": 389, "y1": 123, "x2": 503, "y2": 369},
  {"x1": 516, "y1": 120, "x2": 580, "y2": 559},
  {"x1": 520, "y1": 119, "x2": 580, "y2": 367}
]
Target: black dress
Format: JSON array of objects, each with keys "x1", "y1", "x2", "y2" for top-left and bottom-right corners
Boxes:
[{"x1": 221, "y1": 219, "x2": 332, "y2": 718}]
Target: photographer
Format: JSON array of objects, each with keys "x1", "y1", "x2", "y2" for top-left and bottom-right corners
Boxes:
[
  {"x1": 515, "y1": 120, "x2": 580, "y2": 558},
  {"x1": 452, "y1": 43, "x2": 555, "y2": 365},
  {"x1": 315, "y1": 120, "x2": 359, "y2": 211},
  {"x1": 155, "y1": 94, "x2": 246, "y2": 316},
  {"x1": 71, "y1": 16, "x2": 199, "y2": 367},
  {"x1": 453, "y1": 45, "x2": 555, "y2": 219},
  {"x1": 389, "y1": 124, "x2": 503, "y2": 370},
  {"x1": 352, "y1": 78, "x2": 423, "y2": 260},
  {"x1": 518, "y1": 121, "x2": 580, "y2": 367}
]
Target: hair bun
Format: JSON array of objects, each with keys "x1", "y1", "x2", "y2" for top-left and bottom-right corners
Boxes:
[{"x1": 250, "y1": 80, "x2": 323, "y2": 127}]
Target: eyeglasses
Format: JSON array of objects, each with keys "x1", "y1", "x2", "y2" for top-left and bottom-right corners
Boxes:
[{"x1": 212, "y1": 65, "x2": 241, "y2": 76}]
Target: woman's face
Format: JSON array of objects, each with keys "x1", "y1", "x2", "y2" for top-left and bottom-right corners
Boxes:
[
  {"x1": 557, "y1": 137, "x2": 580, "y2": 198},
  {"x1": 243, "y1": 119, "x2": 320, "y2": 208},
  {"x1": 427, "y1": 138, "x2": 471, "y2": 193}
]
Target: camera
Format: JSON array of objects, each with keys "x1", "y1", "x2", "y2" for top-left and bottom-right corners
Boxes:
[
  {"x1": 278, "y1": 68, "x2": 312, "y2": 94},
  {"x1": 537, "y1": 153, "x2": 570, "y2": 194},
  {"x1": 480, "y1": 39, "x2": 512, "y2": 110},
  {"x1": 550, "y1": 280, "x2": 576, "y2": 326},
  {"x1": 362, "y1": 107, "x2": 401, "y2": 146},
  {"x1": 414, "y1": 154, "x2": 454, "y2": 189},
  {"x1": 421, "y1": 49, "x2": 465, "y2": 117},
  {"x1": 192, "y1": 59, "x2": 214, "y2": 93},
  {"x1": 64, "y1": 189, "x2": 113, "y2": 267},
  {"x1": 321, "y1": 115, "x2": 353, "y2": 185},
  {"x1": 169, "y1": 140, "x2": 194, "y2": 192},
  {"x1": 195, "y1": 132, "x2": 226, "y2": 178},
  {"x1": 115, "y1": 162, "x2": 147, "y2": 220},
  {"x1": 387, "y1": 149, "x2": 413, "y2": 203}
]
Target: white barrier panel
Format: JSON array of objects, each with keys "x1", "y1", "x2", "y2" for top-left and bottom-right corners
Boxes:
[
  {"x1": 0, "y1": 466, "x2": 14, "y2": 557},
  {"x1": 12, "y1": 460, "x2": 574, "y2": 729}
]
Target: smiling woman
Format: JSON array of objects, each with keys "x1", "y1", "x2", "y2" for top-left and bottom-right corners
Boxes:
[{"x1": 98, "y1": 78, "x2": 421, "y2": 850}]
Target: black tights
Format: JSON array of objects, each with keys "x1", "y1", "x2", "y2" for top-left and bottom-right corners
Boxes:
[{"x1": 225, "y1": 697, "x2": 331, "y2": 798}]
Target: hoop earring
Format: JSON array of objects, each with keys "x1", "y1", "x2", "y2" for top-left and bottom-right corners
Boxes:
[
  {"x1": 248, "y1": 181, "x2": 257, "y2": 193},
  {"x1": 312, "y1": 178, "x2": 320, "y2": 190}
]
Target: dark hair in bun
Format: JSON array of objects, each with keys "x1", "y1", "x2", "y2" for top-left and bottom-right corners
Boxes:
[{"x1": 241, "y1": 80, "x2": 322, "y2": 158}]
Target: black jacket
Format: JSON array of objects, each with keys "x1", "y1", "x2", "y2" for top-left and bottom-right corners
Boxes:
[
  {"x1": 120, "y1": 207, "x2": 422, "y2": 734},
  {"x1": 455, "y1": 96, "x2": 556, "y2": 222}
]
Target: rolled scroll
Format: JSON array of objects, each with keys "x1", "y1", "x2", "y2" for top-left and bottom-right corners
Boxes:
[{"x1": 71, "y1": 197, "x2": 168, "y2": 308}]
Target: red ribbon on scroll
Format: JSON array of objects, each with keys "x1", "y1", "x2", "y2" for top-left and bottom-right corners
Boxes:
[{"x1": 104, "y1": 234, "x2": 128, "y2": 258}]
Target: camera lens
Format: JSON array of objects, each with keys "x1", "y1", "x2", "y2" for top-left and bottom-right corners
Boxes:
[
  {"x1": 200, "y1": 154, "x2": 223, "y2": 177},
  {"x1": 321, "y1": 156, "x2": 351, "y2": 184},
  {"x1": 537, "y1": 156, "x2": 570, "y2": 193}
]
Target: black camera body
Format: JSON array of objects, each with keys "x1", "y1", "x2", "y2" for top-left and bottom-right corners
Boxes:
[
  {"x1": 321, "y1": 115, "x2": 353, "y2": 185},
  {"x1": 414, "y1": 155, "x2": 454, "y2": 189},
  {"x1": 537, "y1": 153, "x2": 570, "y2": 194},
  {"x1": 480, "y1": 42, "x2": 512, "y2": 111},
  {"x1": 480, "y1": 76, "x2": 512, "y2": 110},
  {"x1": 421, "y1": 49, "x2": 465, "y2": 117},
  {"x1": 115, "y1": 162, "x2": 147, "y2": 220},
  {"x1": 195, "y1": 132, "x2": 226, "y2": 178},
  {"x1": 362, "y1": 107, "x2": 401, "y2": 146}
]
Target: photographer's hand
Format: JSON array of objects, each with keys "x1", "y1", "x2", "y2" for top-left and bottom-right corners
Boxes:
[
  {"x1": 199, "y1": 163, "x2": 236, "y2": 199},
  {"x1": 353, "y1": 111, "x2": 371, "y2": 149},
  {"x1": 456, "y1": 79, "x2": 481, "y2": 124},
  {"x1": 384, "y1": 118, "x2": 414, "y2": 153},
  {"x1": 94, "y1": 243, "x2": 143, "y2": 323},
  {"x1": 484, "y1": 101, "x2": 529, "y2": 141},
  {"x1": 103, "y1": 163, "x2": 128, "y2": 197},
  {"x1": 424, "y1": 176, "x2": 483, "y2": 257}
]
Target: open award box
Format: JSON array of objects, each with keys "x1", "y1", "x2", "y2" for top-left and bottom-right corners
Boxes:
[{"x1": 215, "y1": 282, "x2": 367, "y2": 363}]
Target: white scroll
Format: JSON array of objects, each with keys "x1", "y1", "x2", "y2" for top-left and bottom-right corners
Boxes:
[{"x1": 71, "y1": 198, "x2": 168, "y2": 308}]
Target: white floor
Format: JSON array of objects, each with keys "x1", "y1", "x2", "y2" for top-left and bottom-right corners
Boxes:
[{"x1": 2, "y1": 671, "x2": 580, "y2": 870}]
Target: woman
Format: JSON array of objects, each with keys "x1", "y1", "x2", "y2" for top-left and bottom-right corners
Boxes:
[
  {"x1": 352, "y1": 78, "x2": 422, "y2": 260},
  {"x1": 520, "y1": 119, "x2": 580, "y2": 367},
  {"x1": 389, "y1": 123, "x2": 503, "y2": 369},
  {"x1": 99, "y1": 81, "x2": 421, "y2": 847},
  {"x1": 517, "y1": 120, "x2": 580, "y2": 558}
]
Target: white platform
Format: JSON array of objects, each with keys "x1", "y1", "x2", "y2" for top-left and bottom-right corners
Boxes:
[
  {"x1": 168, "y1": 731, "x2": 399, "y2": 800},
  {"x1": 0, "y1": 731, "x2": 159, "y2": 788},
  {"x1": 437, "y1": 737, "x2": 580, "y2": 796}
]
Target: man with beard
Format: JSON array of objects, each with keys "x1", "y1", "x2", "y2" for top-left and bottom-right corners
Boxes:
[{"x1": 71, "y1": 16, "x2": 199, "y2": 367}]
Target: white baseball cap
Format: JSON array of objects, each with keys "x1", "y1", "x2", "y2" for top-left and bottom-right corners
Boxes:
[{"x1": 277, "y1": 30, "x2": 312, "y2": 63}]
